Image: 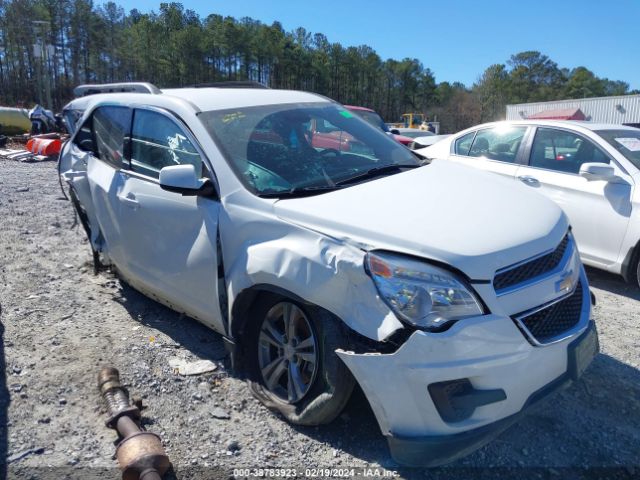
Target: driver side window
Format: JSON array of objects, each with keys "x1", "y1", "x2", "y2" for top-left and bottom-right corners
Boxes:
[{"x1": 130, "y1": 109, "x2": 202, "y2": 179}]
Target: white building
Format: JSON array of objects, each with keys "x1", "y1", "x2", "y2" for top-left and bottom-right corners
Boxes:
[{"x1": 506, "y1": 94, "x2": 640, "y2": 128}]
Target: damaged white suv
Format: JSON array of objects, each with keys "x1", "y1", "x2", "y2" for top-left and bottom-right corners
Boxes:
[{"x1": 59, "y1": 83, "x2": 598, "y2": 466}]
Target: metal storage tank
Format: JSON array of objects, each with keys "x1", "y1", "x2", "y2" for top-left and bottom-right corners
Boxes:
[{"x1": 506, "y1": 94, "x2": 640, "y2": 127}]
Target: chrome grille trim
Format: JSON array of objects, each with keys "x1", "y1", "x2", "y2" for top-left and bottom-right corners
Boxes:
[
  {"x1": 494, "y1": 233, "x2": 573, "y2": 296},
  {"x1": 511, "y1": 277, "x2": 589, "y2": 346}
]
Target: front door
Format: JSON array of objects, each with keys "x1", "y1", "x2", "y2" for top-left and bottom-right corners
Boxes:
[{"x1": 115, "y1": 108, "x2": 224, "y2": 332}]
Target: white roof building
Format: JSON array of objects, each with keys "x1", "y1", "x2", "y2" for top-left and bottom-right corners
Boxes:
[{"x1": 506, "y1": 94, "x2": 640, "y2": 128}]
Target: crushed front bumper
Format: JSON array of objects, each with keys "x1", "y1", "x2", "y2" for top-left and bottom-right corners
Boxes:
[{"x1": 337, "y1": 317, "x2": 599, "y2": 467}]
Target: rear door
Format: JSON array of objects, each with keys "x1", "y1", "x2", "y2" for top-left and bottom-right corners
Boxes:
[
  {"x1": 84, "y1": 106, "x2": 133, "y2": 268},
  {"x1": 115, "y1": 107, "x2": 224, "y2": 331},
  {"x1": 515, "y1": 126, "x2": 633, "y2": 267},
  {"x1": 447, "y1": 125, "x2": 530, "y2": 179}
]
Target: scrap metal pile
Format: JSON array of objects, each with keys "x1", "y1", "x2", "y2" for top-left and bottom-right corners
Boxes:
[{"x1": 0, "y1": 104, "x2": 68, "y2": 162}]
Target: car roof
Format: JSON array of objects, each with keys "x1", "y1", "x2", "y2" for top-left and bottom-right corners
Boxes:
[
  {"x1": 344, "y1": 105, "x2": 375, "y2": 112},
  {"x1": 63, "y1": 94, "x2": 114, "y2": 111},
  {"x1": 469, "y1": 119, "x2": 640, "y2": 133},
  {"x1": 161, "y1": 87, "x2": 331, "y2": 111},
  {"x1": 64, "y1": 87, "x2": 332, "y2": 114}
]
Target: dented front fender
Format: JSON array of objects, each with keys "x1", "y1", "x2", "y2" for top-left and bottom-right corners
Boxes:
[{"x1": 222, "y1": 198, "x2": 403, "y2": 342}]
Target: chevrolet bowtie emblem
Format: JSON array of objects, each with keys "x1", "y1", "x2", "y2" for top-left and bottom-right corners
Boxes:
[{"x1": 556, "y1": 270, "x2": 576, "y2": 294}]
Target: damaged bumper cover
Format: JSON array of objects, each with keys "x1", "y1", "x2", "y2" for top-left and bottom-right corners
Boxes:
[{"x1": 337, "y1": 313, "x2": 598, "y2": 467}]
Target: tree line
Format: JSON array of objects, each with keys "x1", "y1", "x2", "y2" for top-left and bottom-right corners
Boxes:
[{"x1": 0, "y1": 1, "x2": 636, "y2": 133}]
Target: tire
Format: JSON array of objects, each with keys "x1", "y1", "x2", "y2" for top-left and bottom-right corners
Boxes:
[
  {"x1": 633, "y1": 253, "x2": 640, "y2": 289},
  {"x1": 626, "y1": 246, "x2": 640, "y2": 289},
  {"x1": 244, "y1": 295, "x2": 355, "y2": 426}
]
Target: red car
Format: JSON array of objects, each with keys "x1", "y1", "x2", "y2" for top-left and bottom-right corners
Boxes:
[
  {"x1": 308, "y1": 105, "x2": 414, "y2": 151},
  {"x1": 344, "y1": 105, "x2": 414, "y2": 146}
]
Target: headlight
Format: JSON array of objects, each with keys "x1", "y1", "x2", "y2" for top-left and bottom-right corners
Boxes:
[{"x1": 365, "y1": 252, "x2": 484, "y2": 330}]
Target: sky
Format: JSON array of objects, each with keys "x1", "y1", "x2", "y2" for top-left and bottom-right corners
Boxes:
[{"x1": 112, "y1": 0, "x2": 640, "y2": 90}]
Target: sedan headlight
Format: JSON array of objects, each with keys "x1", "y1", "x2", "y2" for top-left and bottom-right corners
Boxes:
[{"x1": 365, "y1": 252, "x2": 484, "y2": 330}]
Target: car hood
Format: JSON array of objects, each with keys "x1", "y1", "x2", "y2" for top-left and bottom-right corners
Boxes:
[
  {"x1": 414, "y1": 134, "x2": 451, "y2": 147},
  {"x1": 273, "y1": 161, "x2": 567, "y2": 280}
]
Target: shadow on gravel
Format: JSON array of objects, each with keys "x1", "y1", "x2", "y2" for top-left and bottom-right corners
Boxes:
[
  {"x1": 292, "y1": 353, "x2": 640, "y2": 477},
  {"x1": 586, "y1": 266, "x2": 640, "y2": 301},
  {"x1": 109, "y1": 276, "x2": 640, "y2": 476},
  {"x1": 114, "y1": 282, "x2": 227, "y2": 362},
  {"x1": 0, "y1": 304, "x2": 8, "y2": 479}
]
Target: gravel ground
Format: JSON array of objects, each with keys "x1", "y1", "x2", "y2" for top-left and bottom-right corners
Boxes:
[{"x1": 0, "y1": 159, "x2": 639, "y2": 479}]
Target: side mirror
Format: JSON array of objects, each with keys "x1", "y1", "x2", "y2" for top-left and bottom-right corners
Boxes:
[
  {"x1": 579, "y1": 163, "x2": 616, "y2": 182},
  {"x1": 159, "y1": 164, "x2": 217, "y2": 198},
  {"x1": 390, "y1": 129, "x2": 400, "y2": 135}
]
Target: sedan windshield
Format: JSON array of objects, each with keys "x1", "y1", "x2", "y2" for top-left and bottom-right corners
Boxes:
[
  {"x1": 199, "y1": 102, "x2": 419, "y2": 196},
  {"x1": 595, "y1": 129, "x2": 640, "y2": 170}
]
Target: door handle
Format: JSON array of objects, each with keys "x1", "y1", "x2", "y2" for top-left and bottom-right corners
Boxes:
[
  {"x1": 118, "y1": 192, "x2": 139, "y2": 208},
  {"x1": 518, "y1": 175, "x2": 540, "y2": 186}
]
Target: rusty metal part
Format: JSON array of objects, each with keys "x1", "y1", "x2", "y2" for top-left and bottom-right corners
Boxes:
[
  {"x1": 98, "y1": 367, "x2": 140, "y2": 428},
  {"x1": 98, "y1": 367, "x2": 170, "y2": 480}
]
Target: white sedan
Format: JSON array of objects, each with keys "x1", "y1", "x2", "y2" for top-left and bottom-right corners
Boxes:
[{"x1": 417, "y1": 120, "x2": 640, "y2": 287}]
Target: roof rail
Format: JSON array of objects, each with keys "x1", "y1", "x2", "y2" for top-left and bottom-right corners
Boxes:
[
  {"x1": 73, "y1": 82, "x2": 161, "y2": 97},
  {"x1": 186, "y1": 81, "x2": 269, "y2": 89}
]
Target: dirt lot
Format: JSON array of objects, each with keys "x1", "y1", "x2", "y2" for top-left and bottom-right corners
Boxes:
[{"x1": 1, "y1": 159, "x2": 639, "y2": 479}]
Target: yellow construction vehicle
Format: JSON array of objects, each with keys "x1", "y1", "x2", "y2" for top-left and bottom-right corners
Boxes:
[{"x1": 389, "y1": 113, "x2": 427, "y2": 130}]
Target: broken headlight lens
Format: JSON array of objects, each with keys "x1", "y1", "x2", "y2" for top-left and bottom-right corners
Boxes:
[{"x1": 365, "y1": 252, "x2": 483, "y2": 330}]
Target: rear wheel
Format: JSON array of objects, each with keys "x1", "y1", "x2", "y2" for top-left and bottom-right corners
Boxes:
[{"x1": 245, "y1": 295, "x2": 355, "y2": 425}]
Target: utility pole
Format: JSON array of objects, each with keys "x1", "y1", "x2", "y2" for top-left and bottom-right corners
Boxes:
[{"x1": 32, "y1": 20, "x2": 52, "y2": 109}]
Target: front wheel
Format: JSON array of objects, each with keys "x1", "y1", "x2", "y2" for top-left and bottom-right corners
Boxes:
[
  {"x1": 634, "y1": 254, "x2": 640, "y2": 289},
  {"x1": 245, "y1": 296, "x2": 355, "y2": 425}
]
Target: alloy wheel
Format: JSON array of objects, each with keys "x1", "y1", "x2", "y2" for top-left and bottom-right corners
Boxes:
[{"x1": 257, "y1": 302, "x2": 318, "y2": 403}]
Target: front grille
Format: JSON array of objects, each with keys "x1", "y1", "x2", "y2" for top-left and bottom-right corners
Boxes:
[
  {"x1": 494, "y1": 234, "x2": 570, "y2": 292},
  {"x1": 514, "y1": 280, "x2": 584, "y2": 344}
]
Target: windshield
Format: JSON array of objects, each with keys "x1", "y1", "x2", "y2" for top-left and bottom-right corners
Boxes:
[
  {"x1": 199, "y1": 102, "x2": 419, "y2": 196},
  {"x1": 595, "y1": 129, "x2": 640, "y2": 169},
  {"x1": 349, "y1": 109, "x2": 389, "y2": 132}
]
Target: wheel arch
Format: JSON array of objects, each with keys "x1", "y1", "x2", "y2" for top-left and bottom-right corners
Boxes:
[{"x1": 227, "y1": 284, "x2": 308, "y2": 371}]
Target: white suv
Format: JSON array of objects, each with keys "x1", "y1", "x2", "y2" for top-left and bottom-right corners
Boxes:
[
  {"x1": 418, "y1": 120, "x2": 640, "y2": 287},
  {"x1": 59, "y1": 85, "x2": 598, "y2": 467}
]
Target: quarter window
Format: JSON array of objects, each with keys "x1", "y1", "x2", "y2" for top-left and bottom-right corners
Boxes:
[
  {"x1": 92, "y1": 106, "x2": 132, "y2": 168},
  {"x1": 73, "y1": 116, "x2": 96, "y2": 155},
  {"x1": 130, "y1": 109, "x2": 202, "y2": 179},
  {"x1": 467, "y1": 126, "x2": 526, "y2": 163},
  {"x1": 530, "y1": 128, "x2": 610, "y2": 174},
  {"x1": 454, "y1": 132, "x2": 475, "y2": 156}
]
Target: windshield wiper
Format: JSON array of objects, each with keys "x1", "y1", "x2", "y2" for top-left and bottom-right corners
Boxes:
[
  {"x1": 258, "y1": 185, "x2": 344, "y2": 199},
  {"x1": 334, "y1": 164, "x2": 420, "y2": 186}
]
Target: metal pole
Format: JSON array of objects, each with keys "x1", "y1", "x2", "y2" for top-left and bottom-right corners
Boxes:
[{"x1": 32, "y1": 21, "x2": 51, "y2": 110}]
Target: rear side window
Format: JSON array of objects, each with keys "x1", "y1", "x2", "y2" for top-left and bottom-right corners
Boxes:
[
  {"x1": 468, "y1": 126, "x2": 526, "y2": 163},
  {"x1": 454, "y1": 132, "x2": 475, "y2": 155},
  {"x1": 130, "y1": 109, "x2": 202, "y2": 179},
  {"x1": 93, "y1": 106, "x2": 132, "y2": 168},
  {"x1": 530, "y1": 128, "x2": 611, "y2": 174}
]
